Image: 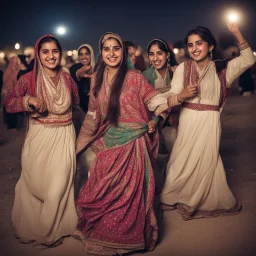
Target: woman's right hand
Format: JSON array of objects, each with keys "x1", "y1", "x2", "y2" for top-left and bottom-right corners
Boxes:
[
  {"x1": 28, "y1": 97, "x2": 47, "y2": 113},
  {"x1": 178, "y1": 84, "x2": 198, "y2": 101},
  {"x1": 76, "y1": 66, "x2": 93, "y2": 79}
]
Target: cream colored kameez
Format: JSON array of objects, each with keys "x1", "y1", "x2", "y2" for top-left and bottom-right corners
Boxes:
[
  {"x1": 160, "y1": 47, "x2": 255, "y2": 219},
  {"x1": 12, "y1": 70, "x2": 78, "y2": 244}
]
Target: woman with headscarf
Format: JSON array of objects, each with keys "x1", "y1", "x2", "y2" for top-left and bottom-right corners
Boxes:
[
  {"x1": 4, "y1": 35, "x2": 79, "y2": 246},
  {"x1": 160, "y1": 24, "x2": 255, "y2": 220},
  {"x1": 69, "y1": 44, "x2": 95, "y2": 114},
  {"x1": 73, "y1": 32, "x2": 170, "y2": 255}
]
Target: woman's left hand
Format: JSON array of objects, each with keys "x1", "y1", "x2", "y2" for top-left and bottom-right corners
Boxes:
[
  {"x1": 148, "y1": 120, "x2": 156, "y2": 134},
  {"x1": 226, "y1": 22, "x2": 240, "y2": 35}
]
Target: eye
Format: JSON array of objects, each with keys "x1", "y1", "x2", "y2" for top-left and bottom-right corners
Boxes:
[
  {"x1": 113, "y1": 46, "x2": 121, "y2": 51},
  {"x1": 53, "y1": 49, "x2": 59, "y2": 53},
  {"x1": 103, "y1": 47, "x2": 109, "y2": 52}
]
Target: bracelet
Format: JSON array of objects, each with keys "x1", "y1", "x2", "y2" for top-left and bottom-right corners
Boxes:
[{"x1": 238, "y1": 40, "x2": 249, "y2": 51}]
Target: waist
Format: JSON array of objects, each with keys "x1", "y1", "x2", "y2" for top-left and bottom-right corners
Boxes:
[
  {"x1": 183, "y1": 102, "x2": 220, "y2": 111},
  {"x1": 30, "y1": 112, "x2": 72, "y2": 126}
]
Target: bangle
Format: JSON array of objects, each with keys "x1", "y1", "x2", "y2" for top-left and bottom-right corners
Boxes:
[{"x1": 238, "y1": 40, "x2": 249, "y2": 51}]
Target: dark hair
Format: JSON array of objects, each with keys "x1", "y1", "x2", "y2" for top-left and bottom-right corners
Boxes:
[
  {"x1": 38, "y1": 36, "x2": 62, "y2": 59},
  {"x1": 147, "y1": 39, "x2": 177, "y2": 67},
  {"x1": 18, "y1": 54, "x2": 28, "y2": 68},
  {"x1": 124, "y1": 41, "x2": 136, "y2": 55},
  {"x1": 78, "y1": 46, "x2": 91, "y2": 55},
  {"x1": 94, "y1": 37, "x2": 128, "y2": 126},
  {"x1": 184, "y1": 26, "x2": 227, "y2": 73}
]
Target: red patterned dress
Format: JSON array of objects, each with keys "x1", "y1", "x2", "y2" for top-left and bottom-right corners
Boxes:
[{"x1": 74, "y1": 69, "x2": 168, "y2": 255}]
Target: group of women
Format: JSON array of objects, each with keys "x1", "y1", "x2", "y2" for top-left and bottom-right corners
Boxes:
[{"x1": 3, "y1": 22, "x2": 255, "y2": 255}]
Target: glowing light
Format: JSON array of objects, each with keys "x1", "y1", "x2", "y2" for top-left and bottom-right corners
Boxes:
[
  {"x1": 72, "y1": 50, "x2": 77, "y2": 55},
  {"x1": 0, "y1": 52, "x2": 5, "y2": 58},
  {"x1": 173, "y1": 48, "x2": 179, "y2": 54},
  {"x1": 226, "y1": 11, "x2": 240, "y2": 23},
  {"x1": 56, "y1": 26, "x2": 66, "y2": 35},
  {"x1": 15, "y1": 43, "x2": 20, "y2": 50},
  {"x1": 67, "y1": 51, "x2": 73, "y2": 56},
  {"x1": 253, "y1": 52, "x2": 256, "y2": 56}
]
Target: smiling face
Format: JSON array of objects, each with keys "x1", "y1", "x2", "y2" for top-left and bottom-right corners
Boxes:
[
  {"x1": 187, "y1": 34, "x2": 213, "y2": 65},
  {"x1": 39, "y1": 41, "x2": 61, "y2": 75},
  {"x1": 78, "y1": 47, "x2": 91, "y2": 66},
  {"x1": 148, "y1": 44, "x2": 169, "y2": 71},
  {"x1": 101, "y1": 38, "x2": 122, "y2": 69}
]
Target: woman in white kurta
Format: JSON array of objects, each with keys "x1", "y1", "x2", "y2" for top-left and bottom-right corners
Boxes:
[
  {"x1": 4, "y1": 35, "x2": 79, "y2": 245},
  {"x1": 160, "y1": 24, "x2": 255, "y2": 220}
]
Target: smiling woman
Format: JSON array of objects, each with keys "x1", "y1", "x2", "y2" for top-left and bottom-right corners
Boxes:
[
  {"x1": 4, "y1": 34, "x2": 79, "y2": 247},
  {"x1": 73, "y1": 32, "x2": 170, "y2": 255}
]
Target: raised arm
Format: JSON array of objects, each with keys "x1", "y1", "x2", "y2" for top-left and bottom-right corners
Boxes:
[{"x1": 225, "y1": 23, "x2": 255, "y2": 86}]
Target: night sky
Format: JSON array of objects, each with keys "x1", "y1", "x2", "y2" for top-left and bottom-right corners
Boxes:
[{"x1": 1, "y1": 0, "x2": 256, "y2": 53}]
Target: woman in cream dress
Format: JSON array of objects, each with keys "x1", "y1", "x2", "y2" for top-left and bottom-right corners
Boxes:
[
  {"x1": 160, "y1": 24, "x2": 255, "y2": 219},
  {"x1": 4, "y1": 35, "x2": 79, "y2": 245}
]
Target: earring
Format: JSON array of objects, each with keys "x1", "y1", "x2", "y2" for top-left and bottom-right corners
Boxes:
[{"x1": 209, "y1": 51, "x2": 213, "y2": 60}]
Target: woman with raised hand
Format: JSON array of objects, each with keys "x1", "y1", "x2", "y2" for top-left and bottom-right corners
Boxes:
[{"x1": 160, "y1": 23, "x2": 255, "y2": 220}]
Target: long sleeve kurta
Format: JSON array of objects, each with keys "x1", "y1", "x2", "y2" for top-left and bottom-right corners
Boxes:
[{"x1": 160, "y1": 46, "x2": 255, "y2": 220}]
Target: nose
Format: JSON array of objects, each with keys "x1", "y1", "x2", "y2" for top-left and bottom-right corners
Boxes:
[
  {"x1": 153, "y1": 54, "x2": 157, "y2": 61},
  {"x1": 109, "y1": 49, "x2": 114, "y2": 56}
]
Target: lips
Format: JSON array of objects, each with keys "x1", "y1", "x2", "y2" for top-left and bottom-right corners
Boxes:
[{"x1": 108, "y1": 57, "x2": 118, "y2": 63}]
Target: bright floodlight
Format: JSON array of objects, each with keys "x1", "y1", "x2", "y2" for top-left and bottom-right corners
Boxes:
[
  {"x1": 173, "y1": 48, "x2": 179, "y2": 54},
  {"x1": 67, "y1": 51, "x2": 73, "y2": 56},
  {"x1": 227, "y1": 11, "x2": 240, "y2": 23},
  {"x1": 56, "y1": 26, "x2": 66, "y2": 35},
  {"x1": 15, "y1": 43, "x2": 20, "y2": 50},
  {"x1": 0, "y1": 52, "x2": 5, "y2": 58}
]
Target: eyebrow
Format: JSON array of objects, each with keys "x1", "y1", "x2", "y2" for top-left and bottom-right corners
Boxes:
[{"x1": 188, "y1": 40, "x2": 204, "y2": 44}]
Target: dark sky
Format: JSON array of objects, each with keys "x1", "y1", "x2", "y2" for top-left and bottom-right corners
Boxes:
[{"x1": 1, "y1": 0, "x2": 256, "y2": 53}]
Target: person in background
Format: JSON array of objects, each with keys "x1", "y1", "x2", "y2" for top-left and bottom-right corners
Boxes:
[{"x1": 70, "y1": 44, "x2": 95, "y2": 114}]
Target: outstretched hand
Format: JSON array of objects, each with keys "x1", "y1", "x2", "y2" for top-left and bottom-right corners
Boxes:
[{"x1": 226, "y1": 22, "x2": 240, "y2": 35}]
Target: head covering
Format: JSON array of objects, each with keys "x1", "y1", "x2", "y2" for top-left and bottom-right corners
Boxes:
[
  {"x1": 146, "y1": 38, "x2": 170, "y2": 54},
  {"x1": 77, "y1": 44, "x2": 96, "y2": 69},
  {"x1": 31, "y1": 34, "x2": 57, "y2": 96},
  {"x1": 98, "y1": 32, "x2": 123, "y2": 54},
  {"x1": 2, "y1": 56, "x2": 20, "y2": 97}
]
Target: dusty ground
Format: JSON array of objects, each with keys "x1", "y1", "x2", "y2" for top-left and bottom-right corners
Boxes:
[{"x1": 0, "y1": 89, "x2": 255, "y2": 256}]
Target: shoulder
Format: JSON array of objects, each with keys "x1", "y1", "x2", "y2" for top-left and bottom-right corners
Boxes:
[
  {"x1": 18, "y1": 71, "x2": 32, "y2": 82},
  {"x1": 173, "y1": 62, "x2": 185, "y2": 74},
  {"x1": 69, "y1": 63, "x2": 82, "y2": 72},
  {"x1": 126, "y1": 69, "x2": 145, "y2": 80}
]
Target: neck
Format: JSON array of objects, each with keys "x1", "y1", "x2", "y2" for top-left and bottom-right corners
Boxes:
[
  {"x1": 106, "y1": 66, "x2": 118, "y2": 82},
  {"x1": 196, "y1": 57, "x2": 211, "y2": 70},
  {"x1": 44, "y1": 68, "x2": 58, "y2": 77},
  {"x1": 157, "y1": 65, "x2": 168, "y2": 79}
]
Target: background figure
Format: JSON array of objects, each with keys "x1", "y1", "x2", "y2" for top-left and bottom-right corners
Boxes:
[
  {"x1": 143, "y1": 38, "x2": 178, "y2": 195},
  {"x1": 2, "y1": 56, "x2": 28, "y2": 130},
  {"x1": 4, "y1": 35, "x2": 79, "y2": 246},
  {"x1": 239, "y1": 67, "x2": 255, "y2": 96},
  {"x1": 69, "y1": 44, "x2": 95, "y2": 136},
  {"x1": 0, "y1": 70, "x2": 3, "y2": 109}
]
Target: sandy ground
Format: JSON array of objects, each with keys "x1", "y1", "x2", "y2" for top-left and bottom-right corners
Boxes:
[{"x1": 0, "y1": 90, "x2": 255, "y2": 256}]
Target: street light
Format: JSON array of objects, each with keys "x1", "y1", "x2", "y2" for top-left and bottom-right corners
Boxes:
[
  {"x1": 173, "y1": 48, "x2": 179, "y2": 54},
  {"x1": 15, "y1": 43, "x2": 20, "y2": 50},
  {"x1": 226, "y1": 11, "x2": 240, "y2": 23},
  {"x1": 56, "y1": 26, "x2": 66, "y2": 35},
  {"x1": 0, "y1": 52, "x2": 5, "y2": 58}
]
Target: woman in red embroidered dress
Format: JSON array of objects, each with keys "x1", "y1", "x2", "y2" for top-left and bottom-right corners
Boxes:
[
  {"x1": 74, "y1": 32, "x2": 169, "y2": 255},
  {"x1": 160, "y1": 24, "x2": 255, "y2": 219},
  {"x1": 4, "y1": 35, "x2": 79, "y2": 246}
]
